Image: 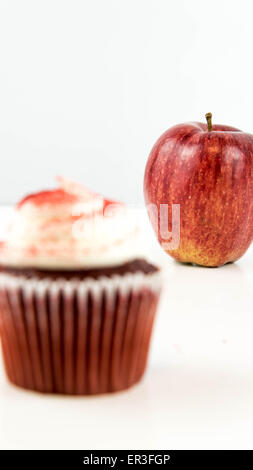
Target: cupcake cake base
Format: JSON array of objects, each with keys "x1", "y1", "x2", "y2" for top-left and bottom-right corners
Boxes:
[{"x1": 0, "y1": 259, "x2": 161, "y2": 395}]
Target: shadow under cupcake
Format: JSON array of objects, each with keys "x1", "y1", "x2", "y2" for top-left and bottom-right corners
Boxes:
[{"x1": 0, "y1": 178, "x2": 161, "y2": 394}]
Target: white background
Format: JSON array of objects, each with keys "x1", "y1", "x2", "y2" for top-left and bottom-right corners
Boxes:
[
  {"x1": 1, "y1": 0, "x2": 253, "y2": 451},
  {"x1": 1, "y1": 0, "x2": 253, "y2": 204}
]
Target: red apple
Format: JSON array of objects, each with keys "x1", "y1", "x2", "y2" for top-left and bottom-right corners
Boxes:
[{"x1": 144, "y1": 113, "x2": 253, "y2": 267}]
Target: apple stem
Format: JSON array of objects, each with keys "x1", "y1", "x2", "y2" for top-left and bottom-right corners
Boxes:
[{"x1": 205, "y1": 112, "x2": 212, "y2": 132}]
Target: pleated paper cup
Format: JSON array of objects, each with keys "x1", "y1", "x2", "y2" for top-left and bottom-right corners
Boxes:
[{"x1": 0, "y1": 270, "x2": 161, "y2": 395}]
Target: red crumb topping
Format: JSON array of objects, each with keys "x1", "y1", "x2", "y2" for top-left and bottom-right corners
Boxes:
[
  {"x1": 18, "y1": 189, "x2": 79, "y2": 208},
  {"x1": 103, "y1": 198, "x2": 122, "y2": 215}
]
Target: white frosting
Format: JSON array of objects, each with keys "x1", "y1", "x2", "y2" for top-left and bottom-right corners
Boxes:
[{"x1": 0, "y1": 178, "x2": 143, "y2": 269}]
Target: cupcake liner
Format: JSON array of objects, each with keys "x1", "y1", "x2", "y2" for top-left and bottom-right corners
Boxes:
[{"x1": 0, "y1": 271, "x2": 161, "y2": 395}]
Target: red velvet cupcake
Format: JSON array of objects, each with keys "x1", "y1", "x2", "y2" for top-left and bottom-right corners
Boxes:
[{"x1": 0, "y1": 178, "x2": 161, "y2": 394}]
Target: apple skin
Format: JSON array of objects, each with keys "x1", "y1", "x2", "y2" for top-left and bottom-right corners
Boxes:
[{"x1": 144, "y1": 121, "x2": 253, "y2": 267}]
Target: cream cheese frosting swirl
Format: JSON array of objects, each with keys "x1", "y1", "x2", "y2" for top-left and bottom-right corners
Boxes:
[{"x1": 0, "y1": 178, "x2": 141, "y2": 269}]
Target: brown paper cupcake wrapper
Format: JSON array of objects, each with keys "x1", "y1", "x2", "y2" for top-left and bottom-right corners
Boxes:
[{"x1": 0, "y1": 271, "x2": 161, "y2": 394}]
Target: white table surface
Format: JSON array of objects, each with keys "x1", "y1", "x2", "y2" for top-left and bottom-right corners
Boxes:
[{"x1": 1, "y1": 221, "x2": 253, "y2": 450}]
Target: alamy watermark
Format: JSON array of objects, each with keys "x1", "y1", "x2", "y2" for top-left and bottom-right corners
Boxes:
[{"x1": 0, "y1": 202, "x2": 181, "y2": 251}]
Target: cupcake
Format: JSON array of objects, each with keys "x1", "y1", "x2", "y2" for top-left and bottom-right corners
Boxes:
[{"x1": 0, "y1": 178, "x2": 161, "y2": 394}]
